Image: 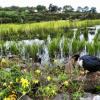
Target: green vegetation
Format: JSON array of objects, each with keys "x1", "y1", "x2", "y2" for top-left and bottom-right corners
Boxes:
[
  {"x1": 0, "y1": 19, "x2": 100, "y2": 40},
  {"x1": 0, "y1": 60, "x2": 84, "y2": 99},
  {"x1": 0, "y1": 5, "x2": 99, "y2": 23},
  {"x1": 0, "y1": 12, "x2": 100, "y2": 99}
]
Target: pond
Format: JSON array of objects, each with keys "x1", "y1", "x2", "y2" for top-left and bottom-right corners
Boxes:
[{"x1": 0, "y1": 25, "x2": 100, "y2": 65}]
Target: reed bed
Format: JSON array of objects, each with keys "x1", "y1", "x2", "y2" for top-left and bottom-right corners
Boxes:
[
  {"x1": 0, "y1": 37, "x2": 99, "y2": 59},
  {"x1": 0, "y1": 19, "x2": 100, "y2": 40}
]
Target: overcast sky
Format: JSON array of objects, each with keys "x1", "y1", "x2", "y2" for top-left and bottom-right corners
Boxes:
[{"x1": 0, "y1": 0, "x2": 100, "y2": 12}]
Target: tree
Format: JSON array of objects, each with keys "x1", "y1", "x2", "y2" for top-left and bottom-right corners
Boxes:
[
  {"x1": 36, "y1": 5, "x2": 47, "y2": 12},
  {"x1": 63, "y1": 5, "x2": 74, "y2": 13},
  {"x1": 48, "y1": 4, "x2": 59, "y2": 13},
  {"x1": 83, "y1": 6, "x2": 89, "y2": 12},
  {"x1": 58, "y1": 7, "x2": 62, "y2": 12},
  {"x1": 90, "y1": 7, "x2": 97, "y2": 13},
  {"x1": 76, "y1": 6, "x2": 83, "y2": 12}
]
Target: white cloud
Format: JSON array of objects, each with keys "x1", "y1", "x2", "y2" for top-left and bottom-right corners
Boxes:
[{"x1": 0, "y1": 0, "x2": 100, "y2": 12}]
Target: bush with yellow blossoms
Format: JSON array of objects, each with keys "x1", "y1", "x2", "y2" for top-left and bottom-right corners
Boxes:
[
  {"x1": 20, "y1": 77, "x2": 30, "y2": 88},
  {"x1": 0, "y1": 60, "x2": 84, "y2": 100}
]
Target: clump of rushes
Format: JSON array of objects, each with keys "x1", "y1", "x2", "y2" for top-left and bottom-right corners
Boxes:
[
  {"x1": 63, "y1": 38, "x2": 69, "y2": 57},
  {"x1": 75, "y1": 28, "x2": 82, "y2": 40},
  {"x1": 48, "y1": 37, "x2": 60, "y2": 58},
  {"x1": 79, "y1": 27, "x2": 88, "y2": 41},
  {"x1": 9, "y1": 42, "x2": 20, "y2": 55},
  {"x1": 93, "y1": 42, "x2": 100, "y2": 55},
  {"x1": 24, "y1": 44, "x2": 40, "y2": 59},
  {"x1": 86, "y1": 43, "x2": 95, "y2": 55},
  {"x1": 94, "y1": 29, "x2": 100, "y2": 42},
  {"x1": 72, "y1": 39, "x2": 86, "y2": 54}
]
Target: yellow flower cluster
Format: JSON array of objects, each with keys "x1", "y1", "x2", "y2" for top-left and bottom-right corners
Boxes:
[
  {"x1": 47, "y1": 76, "x2": 51, "y2": 81},
  {"x1": 0, "y1": 58, "x2": 8, "y2": 67},
  {"x1": 3, "y1": 83, "x2": 7, "y2": 86},
  {"x1": 33, "y1": 79, "x2": 39, "y2": 84},
  {"x1": 1, "y1": 58, "x2": 7, "y2": 63},
  {"x1": 16, "y1": 78, "x2": 19, "y2": 82},
  {"x1": 20, "y1": 78, "x2": 29, "y2": 88},
  {"x1": 35, "y1": 70, "x2": 41, "y2": 74},
  {"x1": 51, "y1": 90, "x2": 57, "y2": 95},
  {"x1": 3, "y1": 97, "x2": 10, "y2": 100},
  {"x1": 63, "y1": 81, "x2": 69, "y2": 86},
  {"x1": 4, "y1": 93, "x2": 17, "y2": 100}
]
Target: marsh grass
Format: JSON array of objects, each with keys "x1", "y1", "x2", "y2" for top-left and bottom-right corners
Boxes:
[
  {"x1": 94, "y1": 29, "x2": 100, "y2": 41},
  {"x1": 0, "y1": 37, "x2": 99, "y2": 59},
  {"x1": 24, "y1": 44, "x2": 40, "y2": 59},
  {"x1": 72, "y1": 39, "x2": 86, "y2": 54},
  {"x1": 86, "y1": 42, "x2": 100, "y2": 55},
  {"x1": 48, "y1": 38, "x2": 60, "y2": 58},
  {"x1": 1, "y1": 19, "x2": 100, "y2": 40},
  {"x1": 0, "y1": 19, "x2": 100, "y2": 58}
]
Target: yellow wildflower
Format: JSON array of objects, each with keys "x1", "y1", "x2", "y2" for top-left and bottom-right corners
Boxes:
[
  {"x1": 33, "y1": 79, "x2": 39, "y2": 84},
  {"x1": 1, "y1": 58, "x2": 8, "y2": 67},
  {"x1": 46, "y1": 86, "x2": 50, "y2": 91},
  {"x1": 16, "y1": 78, "x2": 19, "y2": 82},
  {"x1": 12, "y1": 91, "x2": 16, "y2": 94},
  {"x1": 0, "y1": 92, "x2": 3, "y2": 97},
  {"x1": 20, "y1": 78, "x2": 29, "y2": 88},
  {"x1": 35, "y1": 70, "x2": 41, "y2": 74},
  {"x1": 3, "y1": 83, "x2": 7, "y2": 86},
  {"x1": 3, "y1": 97, "x2": 10, "y2": 100},
  {"x1": 63, "y1": 81, "x2": 69, "y2": 86},
  {"x1": 4, "y1": 94, "x2": 17, "y2": 100},
  {"x1": 8, "y1": 85, "x2": 11, "y2": 88},
  {"x1": 10, "y1": 82, "x2": 13, "y2": 85},
  {"x1": 52, "y1": 90, "x2": 56, "y2": 95},
  {"x1": 1, "y1": 58, "x2": 6, "y2": 63},
  {"x1": 22, "y1": 91, "x2": 26, "y2": 95},
  {"x1": 47, "y1": 76, "x2": 51, "y2": 81}
]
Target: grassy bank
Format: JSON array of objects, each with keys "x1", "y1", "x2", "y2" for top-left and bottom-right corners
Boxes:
[{"x1": 0, "y1": 19, "x2": 100, "y2": 40}]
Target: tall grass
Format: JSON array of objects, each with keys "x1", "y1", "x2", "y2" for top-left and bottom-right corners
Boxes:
[
  {"x1": 48, "y1": 38, "x2": 60, "y2": 58},
  {"x1": 94, "y1": 29, "x2": 100, "y2": 41},
  {"x1": 0, "y1": 19, "x2": 100, "y2": 40},
  {"x1": 0, "y1": 19, "x2": 100, "y2": 58},
  {"x1": 0, "y1": 38, "x2": 99, "y2": 59}
]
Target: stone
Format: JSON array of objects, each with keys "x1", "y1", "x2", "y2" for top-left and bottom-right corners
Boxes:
[
  {"x1": 53, "y1": 93, "x2": 70, "y2": 100},
  {"x1": 65, "y1": 58, "x2": 75, "y2": 74},
  {"x1": 19, "y1": 95, "x2": 33, "y2": 100},
  {"x1": 79, "y1": 71, "x2": 100, "y2": 93},
  {"x1": 80, "y1": 93, "x2": 100, "y2": 100}
]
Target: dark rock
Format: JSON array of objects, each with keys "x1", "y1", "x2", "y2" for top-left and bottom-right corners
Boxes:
[
  {"x1": 80, "y1": 93, "x2": 100, "y2": 100},
  {"x1": 53, "y1": 93, "x2": 70, "y2": 100},
  {"x1": 19, "y1": 95, "x2": 32, "y2": 100},
  {"x1": 79, "y1": 71, "x2": 100, "y2": 94}
]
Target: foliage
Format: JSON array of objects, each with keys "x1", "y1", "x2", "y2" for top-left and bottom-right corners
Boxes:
[
  {"x1": 0, "y1": 20, "x2": 100, "y2": 40},
  {"x1": 0, "y1": 59, "x2": 84, "y2": 99},
  {"x1": 0, "y1": 5, "x2": 99, "y2": 23},
  {"x1": 48, "y1": 38, "x2": 60, "y2": 58}
]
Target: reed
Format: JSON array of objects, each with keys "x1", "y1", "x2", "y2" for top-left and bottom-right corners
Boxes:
[
  {"x1": 48, "y1": 38, "x2": 60, "y2": 58},
  {"x1": 0, "y1": 19, "x2": 100, "y2": 40},
  {"x1": 24, "y1": 44, "x2": 40, "y2": 59},
  {"x1": 86, "y1": 43, "x2": 96, "y2": 55}
]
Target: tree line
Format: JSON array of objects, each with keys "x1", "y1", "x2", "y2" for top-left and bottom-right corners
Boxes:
[{"x1": 0, "y1": 4, "x2": 100, "y2": 23}]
